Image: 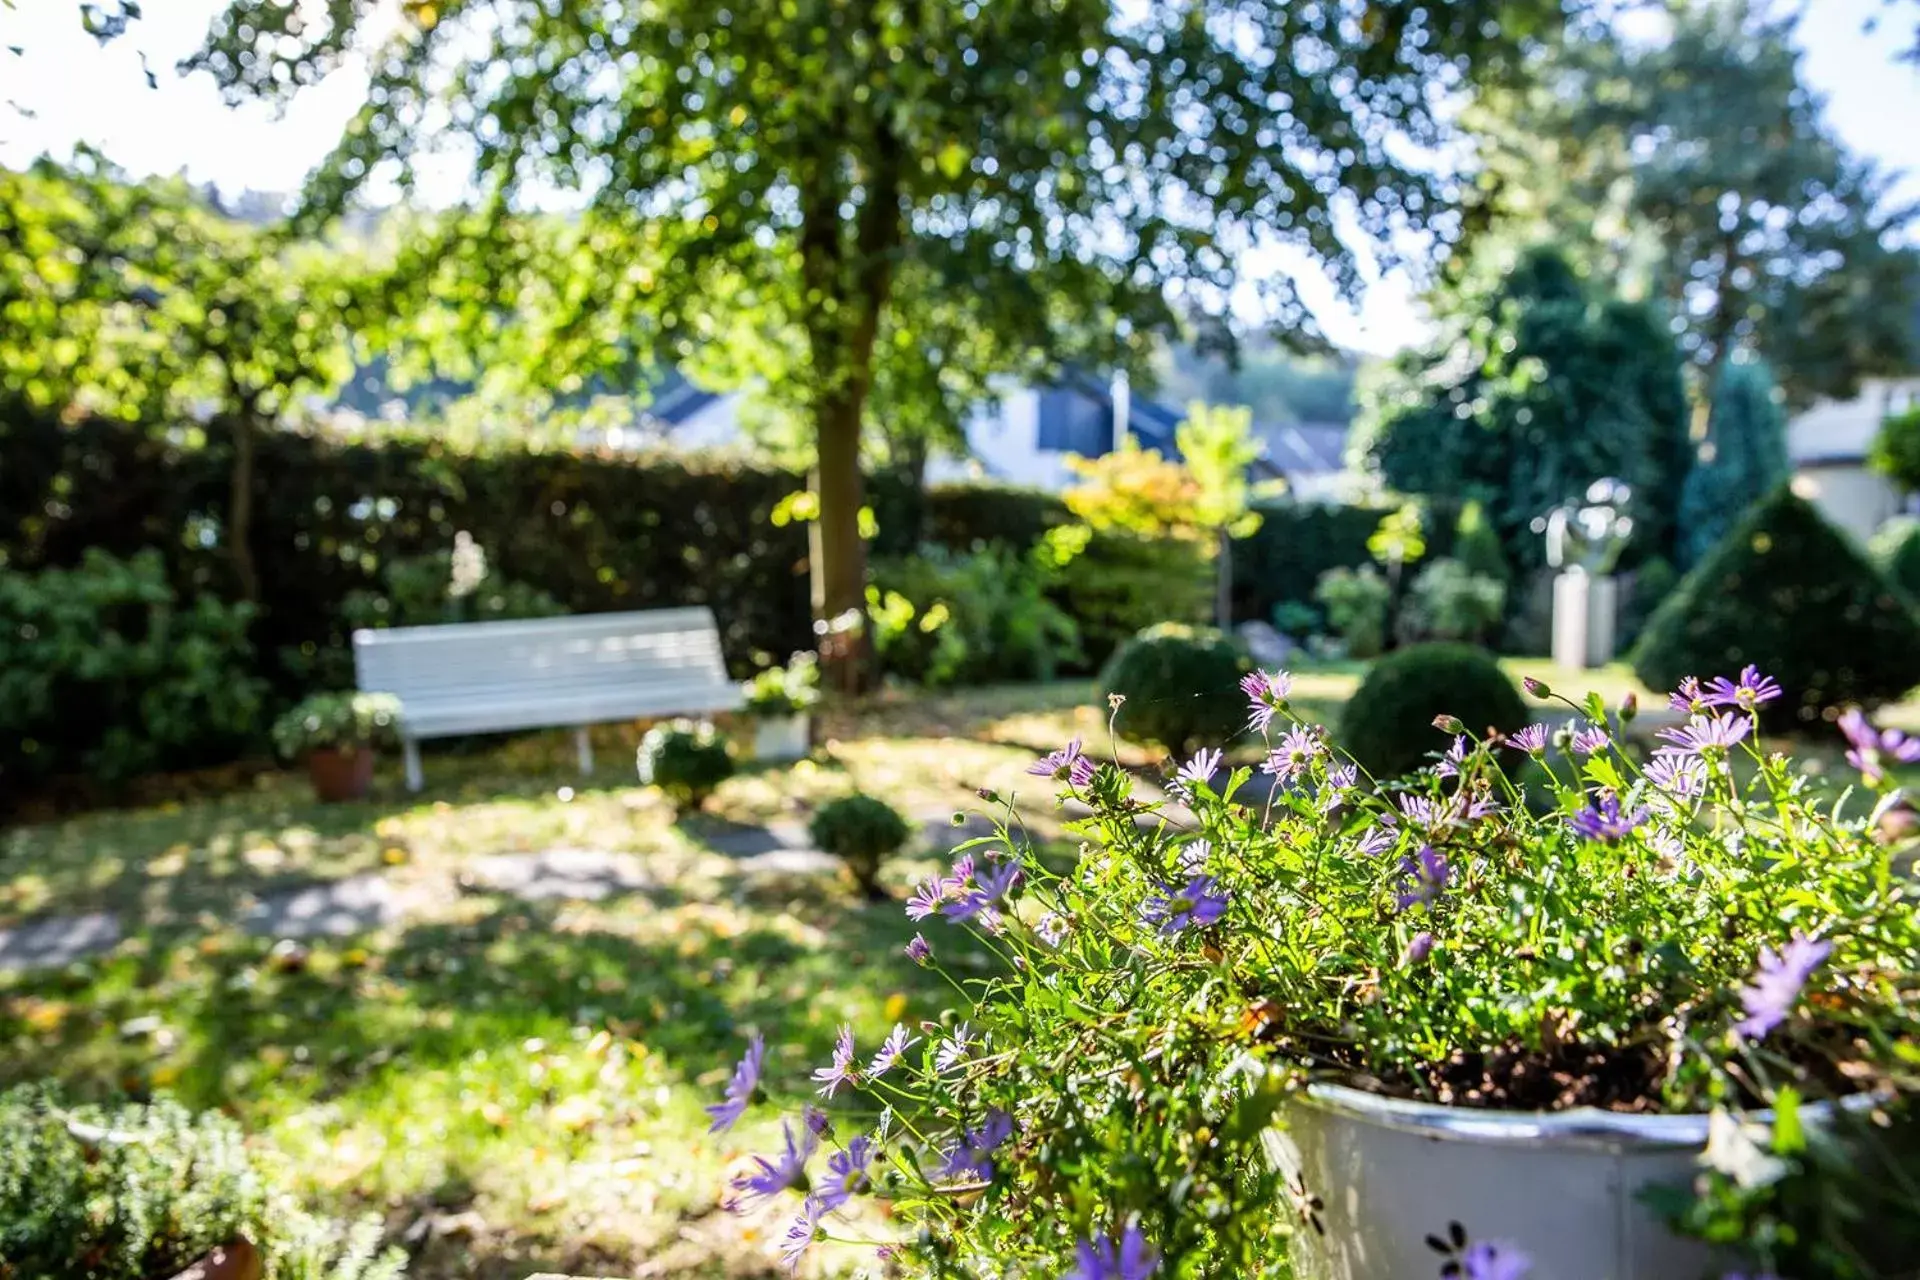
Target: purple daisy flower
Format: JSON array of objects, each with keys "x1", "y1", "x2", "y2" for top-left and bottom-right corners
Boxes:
[
  {"x1": 1327, "y1": 761, "x2": 1358, "y2": 790},
  {"x1": 944, "y1": 858, "x2": 1023, "y2": 922},
  {"x1": 1645, "y1": 753, "x2": 1707, "y2": 800},
  {"x1": 1702, "y1": 665, "x2": 1782, "y2": 714},
  {"x1": 1241, "y1": 669, "x2": 1293, "y2": 734},
  {"x1": 1068, "y1": 1224, "x2": 1160, "y2": 1280},
  {"x1": 1434, "y1": 734, "x2": 1470, "y2": 779},
  {"x1": 940, "y1": 1108, "x2": 1014, "y2": 1181},
  {"x1": 725, "y1": 1118, "x2": 817, "y2": 1214},
  {"x1": 777, "y1": 1200, "x2": 820, "y2": 1271},
  {"x1": 811, "y1": 1024, "x2": 858, "y2": 1097},
  {"x1": 1570, "y1": 723, "x2": 1610, "y2": 756},
  {"x1": 705, "y1": 1032, "x2": 766, "y2": 1133},
  {"x1": 1735, "y1": 934, "x2": 1833, "y2": 1039},
  {"x1": 1176, "y1": 837, "x2": 1213, "y2": 875},
  {"x1": 1172, "y1": 746, "x2": 1223, "y2": 797},
  {"x1": 813, "y1": 1134, "x2": 874, "y2": 1213},
  {"x1": 1837, "y1": 707, "x2": 1920, "y2": 785},
  {"x1": 1669, "y1": 676, "x2": 1707, "y2": 715},
  {"x1": 1568, "y1": 792, "x2": 1650, "y2": 842},
  {"x1": 1655, "y1": 712, "x2": 1752, "y2": 758},
  {"x1": 1141, "y1": 874, "x2": 1230, "y2": 935},
  {"x1": 905, "y1": 933, "x2": 932, "y2": 964},
  {"x1": 1029, "y1": 737, "x2": 1095, "y2": 788},
  {"x1": 867, "y1": 1023, "x2": 918, "y2": 1077},
  {"x1": 935, "y1": 1022, "x2": 975, "y2": 1073},
  {"x1": 1262, "y1": 725, "x2": 1322, "y2": 784},
  {"x1": 1508, "y1": 723, "x2": 1548, "y2": 754},
  {"x1": 1355, "y1": 823, "x2": 1396, "y2": 858},
  {"x1": 1036, "y1": 912, "x2": 1070, "y2": 947},
  {"x1": 803, "y1": 1104, "x2": 831, "y2": 1137},
  {"x1": 1393, "y1": 845, "x2": 1449, "y2": 912},
  {"x1": 905, "y1": 878, "x2": 945, "y2": 922},
  {"x1": 1461, "y1": 1240, "x2": 1532, "y2": 1280}
]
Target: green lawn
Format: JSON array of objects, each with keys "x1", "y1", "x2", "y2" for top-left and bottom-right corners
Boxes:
[{"x1": 0, "y1": 662, "x2": 1900, "y2": 1277}]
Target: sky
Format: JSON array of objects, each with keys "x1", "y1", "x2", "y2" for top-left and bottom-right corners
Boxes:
[{"x1": 3, "y1": 0, "x2": 1919, "y2": 356}]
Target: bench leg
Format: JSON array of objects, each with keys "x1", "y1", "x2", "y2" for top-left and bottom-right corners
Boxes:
[
  {"x1": 574, "y1": 726, "x2": 594, "y2": 778},
  {"x1": 403, "y1": 736, "x2": 423, "y2": 793}
]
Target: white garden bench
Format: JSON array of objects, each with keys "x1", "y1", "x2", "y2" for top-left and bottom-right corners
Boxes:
[{"x1": 353, "y1": 607, "x2": 742, "y2": 791}]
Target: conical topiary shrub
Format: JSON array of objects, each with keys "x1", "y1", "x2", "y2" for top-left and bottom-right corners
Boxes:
[{"x1": 1632, "y1": 486, "x2": 1920, "y2": 726}]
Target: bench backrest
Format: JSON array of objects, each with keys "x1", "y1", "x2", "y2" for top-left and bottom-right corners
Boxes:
[{"x1": 353, "y1": 608, "x2": 738, "y2": 735}]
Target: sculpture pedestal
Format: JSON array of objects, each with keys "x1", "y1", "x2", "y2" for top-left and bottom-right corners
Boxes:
[{"x1": 1551, "y1": 572, "x2": 1618, "y2": 671}]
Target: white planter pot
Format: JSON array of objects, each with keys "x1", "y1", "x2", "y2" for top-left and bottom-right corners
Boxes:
[
  {"x1": 752, "y1": 713, "x2": 810, "y2": 762},
  {"x1": 1269, "y1": 1084, "x2": 1865, "y2": 1280}
]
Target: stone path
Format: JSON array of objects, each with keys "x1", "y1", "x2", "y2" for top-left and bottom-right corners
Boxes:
[
  {"x1": 0, "y1": 806, "x2": 978, "y2": 973},
  {"x1": 0, "y1": 912, "x2": 122, "y2": 970}
]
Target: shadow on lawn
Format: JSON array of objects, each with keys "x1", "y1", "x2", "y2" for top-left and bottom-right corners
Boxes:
[{"x1": 0, "y1": 887, "x2": 974, "y2": 1278}]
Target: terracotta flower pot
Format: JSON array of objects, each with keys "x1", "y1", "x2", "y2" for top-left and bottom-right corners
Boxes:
[{"x1": 306, "y1": 745, "x2": 374, "y2": 802}]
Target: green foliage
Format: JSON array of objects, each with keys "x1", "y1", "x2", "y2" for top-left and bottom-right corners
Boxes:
[
  {"x1": 1042, "y1": 527, "x2": 1213, "y2": 672},
  {"x1": 270, "y1": 693, "x2": 403, "y2": 759},
  {"x1": 1354, "y1": 243, "x2": 1690, "y2": 569},
  {"x1": 1870, "y1": 517, "x2": 1920, "y2": 604},
  {"x1": 741, "y1": 652, "x2": 822, "y2": 718},
  {"x1": 1453, "y1": 499, "x2": 1511, "y2": 586},
  {"x1": 1466, "y1": 1, "x2": 1920, "y2": 407},
  {"x1": 1314, "y1": 565, "x2": 1392, "y2": 658},
  {"x1": 1679, "y1": 359, "x2": 1791, "y2": 568},
  {"x1": 1063, "y1": 441, "x2": 1205, "y2": 542},
  {"x1": 1401, "y1": 558, "x2": 1507, "y2": 645},
  {"x1": 636, "y1": 720, "x2": 734, "y2": 812},
  {"x1": 1099, "y1": 624, "x2": 1251, "y2": 758},
  {"x1": 1270, "y1": 600, "x2": 1321, "y2": 637},
  {"x1": 1633, "y1": 488, "x2": 1920, "y2": 726},
  {"x1": 0, "y1": 548, "x2": 265, "y2": 791},
  {"x1": 1621, "y1": 555, "x2": 1680, "y2": 645},
  {"x1": 1231, "y1": 501, "x2": 1385, "y2": 626},
  {"x1": 718, "y1": 669, "x2": 1920, "y2": 1278},
  {"x1": 1340, "y1": 643, "x2": 1525, "y2": 779},
  {"x1": 1869, "y1": 406, "x2": 1920, "y2": 493},
  {"x1": 868, "y1": 545, "x2": 1081, "y2": 688},
  {"x1": 1366, "y1": 502, "x2": 1429, "y2": 569},
  {"x1": 808, "y1": 794, "x2": 914, "y2": 899},
  {"x1": 0, "y1": 1085, "x2": 405, "y2": 1280}
]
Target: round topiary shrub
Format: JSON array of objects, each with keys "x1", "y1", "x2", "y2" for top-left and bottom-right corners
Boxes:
[
  {"x1": 1870, "y1": 516, "x2": 1920, "y2": 604},
  {"x1": 637, "y1": 719, "x2": 734, "y2": 812},
  {"x1": 809, "y1": 793, "x2": 914, "y2": 899},
  {"x1": 1100, "y1": 623, "x2": 1252, "y2": 758},
  {"x1": 1339, "y1": 642, "x2": 1527, "y2": 781},
  {"x1": 1634, "y1": 487, "x2": 1920, "y2": 727}
]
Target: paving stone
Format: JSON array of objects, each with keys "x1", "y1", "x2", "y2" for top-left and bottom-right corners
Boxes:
[
  {"x1": 243, "y1": 873, "x2": 404, "y2": 939},
  {"x1": 733, "y1": 847, "x2": 842, "y2": 877},
  {"x1": 462, "y1": 848, "x2": 653, "y2": 901},
  {"x1": 0, "y1": 912, "x2": 122, "y2": 971}
]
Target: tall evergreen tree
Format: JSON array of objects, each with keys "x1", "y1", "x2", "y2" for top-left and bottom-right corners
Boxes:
[{"x1": 1677, "y1": 358, "x2": 1791, "y2": 568}]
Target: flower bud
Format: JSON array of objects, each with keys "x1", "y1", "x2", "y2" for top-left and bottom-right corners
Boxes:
[
  {"x1": 1432, "y1": 714, "x2": 1464, "y2": 735},
  {"x1": 1620, "y1": 692, "x2": 1638, "y2": 723},
  {"x1": 1523, "y1": 677, "x2": 1550, "y2": 699},
  {"x1": 1403, "y1": 931, "x2": 1436, "y2": 965}
]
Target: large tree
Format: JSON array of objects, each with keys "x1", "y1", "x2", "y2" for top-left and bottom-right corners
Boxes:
[
  {"x1": 184, "y1": 0, "x2": 1562, "y2": 685},
  {"x1": 1677, "y1": 356, "x2": 1790, "y2": 568},
  {"x1": 1353, "y1": 242, "x2": 1690, "y2": 569},
  {"x1": 1464, "y1": 0, "x2": 1920, "y2": 408}
]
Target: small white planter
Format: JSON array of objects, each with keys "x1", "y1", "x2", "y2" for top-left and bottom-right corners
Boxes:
[
  {"x1": 752, "y1": 713, "x2": 810, "y2": 762},
  {"x1": 1269, "y1": 1084, "x2": 1865, "y2": 1280}
]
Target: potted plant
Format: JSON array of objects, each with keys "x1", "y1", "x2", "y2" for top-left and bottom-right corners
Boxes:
[
  {"x1": 271, "y1": 692, "x2": 402, "y2": 802},
  {"x1": 636, "y1": 719, "x2": 734, "y2": 813},
  {"x1": 741, "y1": 651, "x2": 820, "y2": 762},
  {"x1": 808, "y1": 792, "x2": 913, "y2": 900},
  {"x1": 700, "y1": 668, "x2": 1920, "y2": 1279}
]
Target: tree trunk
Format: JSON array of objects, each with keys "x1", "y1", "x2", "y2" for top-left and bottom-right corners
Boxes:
[
  {"x1": 228, "y1": 413, "x2": 260, "y2": 603},
  {"x1": 1215, "y1": 527, "x2": 1234, "y2": 630},
  {"x1": 810, "y1": 389, "x2": 871, "y2": 693}
]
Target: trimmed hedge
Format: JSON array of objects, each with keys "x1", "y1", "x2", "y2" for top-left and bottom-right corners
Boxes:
[
  {"x1": 1231, "y1": 501, "x2": 1386, "y2": 625},
  {"x1": 1339, "y1": 643, "x2": 1526, "y2": 781},
  {"x1": 1100, "y1": 624, "x2": 1252, "y2": 758},
  {"x1": 1632, "y1": 488, "x2": 1920, "y2": 726}
]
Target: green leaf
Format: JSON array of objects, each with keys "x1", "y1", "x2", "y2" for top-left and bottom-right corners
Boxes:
[{"x1": 1770, "y1": 1085, "x2": 1804, "y2": 1156}]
